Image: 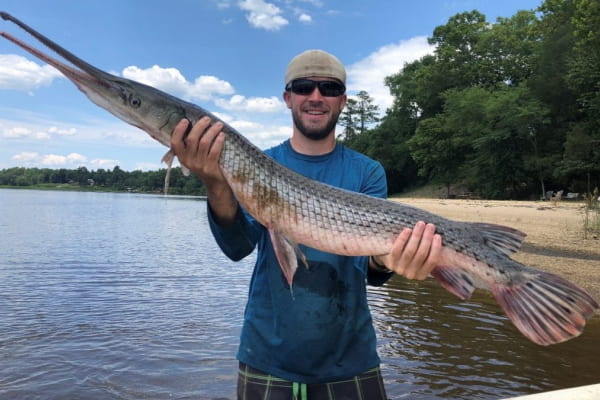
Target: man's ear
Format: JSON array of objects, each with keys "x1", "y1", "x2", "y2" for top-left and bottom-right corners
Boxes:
[
  {"x1": 283, "y1": 91, "x2": 292, "y2": 109},
  {"x1": 339, "y1": 94, "x2": 347, "y2": 112}
]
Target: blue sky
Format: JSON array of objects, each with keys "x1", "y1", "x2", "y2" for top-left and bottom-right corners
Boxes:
[{"x1": 1, "y1": 0, "x2": 542, "y2": 171}]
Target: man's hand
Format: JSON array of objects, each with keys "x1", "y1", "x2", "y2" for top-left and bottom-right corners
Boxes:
[
  {"x1": 171, "y1": 117, "x2": 238, "y2": 225},
  {"x1": 170, "y1": 117, "x2": 226, "y2": 185},
  {"x1": 373, "y1": 221, "x2": 442, "y2": 280}
]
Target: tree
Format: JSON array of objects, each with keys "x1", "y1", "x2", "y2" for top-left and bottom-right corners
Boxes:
[
  {"x1": 563, "y1": 0, "x2": 600, "y2": 192},
  {"x1": 339, "y1": 91, "x2": 379, "y2": 141},
  {"x1": 482, "y1": 11, "x2": 539, "y2": 86},
  {"x1": 429, "y1": 10, "x2": 491, "y2": 87},
  {"x1": 408, "y1": 87, "x2": 490, "y2": 196},
  {"x1": 354, "y1": 91, "x2": 380, "y2": 134},
  {"x1": 339, "y1": 98, "x2": 358, "y2": 141}
]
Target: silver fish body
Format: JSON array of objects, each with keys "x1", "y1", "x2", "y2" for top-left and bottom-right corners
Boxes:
[{"x1": 2, "y1": 12, "x2": 597, "y2": 346}]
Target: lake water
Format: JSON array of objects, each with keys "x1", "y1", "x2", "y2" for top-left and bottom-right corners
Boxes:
[{"x1": 1, "y1": 189, "x2": 598, "y2": 399}]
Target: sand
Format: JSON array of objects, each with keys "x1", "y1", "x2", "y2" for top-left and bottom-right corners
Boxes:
[{"x1": 393, "y1": 198, "x2": 600, "y2": 303}]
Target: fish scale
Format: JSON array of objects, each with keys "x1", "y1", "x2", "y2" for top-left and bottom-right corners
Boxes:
[{"x1": 1, "y1": 11, "x2": 597, "y2": 346}]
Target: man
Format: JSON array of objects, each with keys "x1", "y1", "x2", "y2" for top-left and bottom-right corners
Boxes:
[{"x1": 171, "y1": 50, "x2": 442, "y2": 399}]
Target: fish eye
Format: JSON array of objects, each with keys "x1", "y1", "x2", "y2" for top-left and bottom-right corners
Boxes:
[{"x1": 129, "y1": 96, "x2": 142, "y2": 108}]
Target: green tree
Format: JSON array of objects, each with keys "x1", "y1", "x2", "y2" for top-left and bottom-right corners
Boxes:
[
  {"x1": 339, "y1": 91, "x2": 379, "y2": 141},
  {"x1": 339, "y1": 97, "x2": 358, "y2": 141},
  {"x1": 354, "y1": 91, "x2": 380, "y2": 134},
  {"x1": 564, "y1": 0, "x2": 600, "y2": 192}
]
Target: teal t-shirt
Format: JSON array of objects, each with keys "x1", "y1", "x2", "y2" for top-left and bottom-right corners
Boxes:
[{"x1": 208, "y1": 140, "x2": 388, "y2": 383}]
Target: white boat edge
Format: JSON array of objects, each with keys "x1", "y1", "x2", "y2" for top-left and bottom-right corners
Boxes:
[{"x1": 502, "y1": 383, "x2": 600, "y2": 400}]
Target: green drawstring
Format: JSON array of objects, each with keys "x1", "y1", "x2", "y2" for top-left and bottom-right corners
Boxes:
[{"x1": 292, "y1": 381, "x2": 308, "y2": 400}]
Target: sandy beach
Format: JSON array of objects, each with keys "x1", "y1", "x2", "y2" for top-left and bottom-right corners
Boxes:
[{"x1": 393, "y1": 198, "x2": 600, "y2": 304}]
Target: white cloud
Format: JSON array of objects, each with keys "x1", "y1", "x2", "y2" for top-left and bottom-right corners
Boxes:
[
  {"x1": 0, "y1": 54, "x2": 63, "y2": 93},
  {"x1": 41, "y1": 153, "x2": 87, "y2": 166},
  {"x1": 238, "y1": 0, "x2": 289, "y2": 31},
  {"x1": 2, "y1": 126, "x2": 51, "y2": 140},
  {"x1": 298, "y1": 13, "x2": 312, "y2": 23},
  {"x1": 90, "y1": 158, "x2": 120, "y2": 169},
  {"x1": 249, "y1": 124, "x2": 292, "y2": 149},
  {"x1": 121, "y1": 65, "x2": 234, "y2": 102},
  {"x1": 224, "y1": 117, "x2": 290, "y2": 149},
  {"x1": 215, "y1": 94, "x2": 286, "y2": 113},
  {"x1": 41, "y1": 154, "x2": 69, "y2": 165},
  {"x1": 12, "y1": 151, "x2": 39, "y2": 162},
  {"x1": 3, "y1": 126, "x2": 31, "y2": 138},
  {"x1": 10, "y1": 151, "x2": 88, "y2": 166},
  {"x1": 230, "y1": 119, "x2": 264, "y2": 131},
  {"x1": 346, "y1": 36, "x2": 434, "y2": 112},
  {"x1": 298, "y1": 0, "x2": 324, "y2": 7},
  {"x1": 192, "y1": 108, "x2": 289, "y2": 149},
  {"x1": 48, "y1": 126, "x2": 77, "y2": 136},
  {"x1": 66, "y1": 153, "x2": 88, "y2": 163}
]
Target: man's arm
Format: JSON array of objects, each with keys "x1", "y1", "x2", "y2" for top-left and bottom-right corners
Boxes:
[
  {"x1": 171, "y1": 117, "x2": 237, "y2": 226},
  {"x1": 171, "y1": 117, "x2": 259, "y2": 261},
  {"x1": 359, "y1": 162, "x2": 441, "y2": 282}
]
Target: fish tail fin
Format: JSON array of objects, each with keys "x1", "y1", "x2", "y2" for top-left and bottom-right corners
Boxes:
[{"x1": 492, "y1": 269, "x2": 598, "y2": 345}]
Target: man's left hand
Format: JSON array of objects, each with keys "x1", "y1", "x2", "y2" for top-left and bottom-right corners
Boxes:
[{"x1": 373, "y1": 221, "x2": 442, "y2": 280}]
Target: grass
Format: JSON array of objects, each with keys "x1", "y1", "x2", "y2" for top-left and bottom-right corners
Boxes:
[{"x1": 583, "y1": 188, "x2": 600, "y2": 240}]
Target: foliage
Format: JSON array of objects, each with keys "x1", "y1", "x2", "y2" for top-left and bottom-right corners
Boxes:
[
  {"x1": 339, "y1": 91, "x2": 380, "y2": 141},
  {"x1": 341, "y1": 0, "x2": 599, "y2": 199}
]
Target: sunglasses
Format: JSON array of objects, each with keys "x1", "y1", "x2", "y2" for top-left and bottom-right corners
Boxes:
[{"x1": 285, "y1": 79, "x2": 346, "y2": 97}]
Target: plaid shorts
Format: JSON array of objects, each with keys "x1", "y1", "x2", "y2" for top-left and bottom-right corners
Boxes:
[{"x1": 237, "y1": 362, "x2": 388, "y2": 400}]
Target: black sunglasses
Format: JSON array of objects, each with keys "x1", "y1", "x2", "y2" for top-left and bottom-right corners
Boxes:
[{"x1": 285, "y1": 79, "x2": 346, "y2": 97}]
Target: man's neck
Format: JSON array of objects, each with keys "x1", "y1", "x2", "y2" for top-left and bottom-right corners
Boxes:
[{"x1": 289, "y1": 132, "x2": 336, "y2": 156}]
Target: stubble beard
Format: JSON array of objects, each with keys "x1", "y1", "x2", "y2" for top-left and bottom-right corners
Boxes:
[{"x1": 292, "y1": 109, "x2": 341, "y2": 141}]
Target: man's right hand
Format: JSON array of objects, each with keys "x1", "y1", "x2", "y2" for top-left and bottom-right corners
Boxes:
[
  {"x1": 171, "y1": 117, "x2": 238, "y2": 226},
  {"x1": 170, "y1": 116, "x2": 226, "y2": 185}
]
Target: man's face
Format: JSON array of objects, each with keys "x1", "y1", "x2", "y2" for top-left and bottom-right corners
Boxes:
[{"x1": 283, "y1": 77, "x2": 347, "y2": 141}]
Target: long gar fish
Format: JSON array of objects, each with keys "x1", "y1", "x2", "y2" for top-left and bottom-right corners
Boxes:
[{"x1": 1, "y1": 12, "x2": 597, "y2": 346}]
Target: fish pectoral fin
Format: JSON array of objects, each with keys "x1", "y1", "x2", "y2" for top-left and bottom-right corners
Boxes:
[
  {"x1": 268, "y1": 228, "x2": 306, "y2": 287},
  {"x1": 162, "y1": 148, "x2": 190, "y2": 176},
  {"x1": 492, "y1": 269, "x2": 599, "y2": 346},
  {"x1": 430, "y1": 265, "x2": 476, "y2": 300},
  {"x1": 161, "y1": 149, "x2": 174, "y2": 166},
  {"x1": 159, "y1": 149, "x2": 175, "y2": 194},
  {"x1": 470, "y1": 222, "x2": 527, "y2": 256}
]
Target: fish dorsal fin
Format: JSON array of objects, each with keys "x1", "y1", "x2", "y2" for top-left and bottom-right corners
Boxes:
[{"x1": 470, "y1": 222, "x2": 527, "y2": 256}]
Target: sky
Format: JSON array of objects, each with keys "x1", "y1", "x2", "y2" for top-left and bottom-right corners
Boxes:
[{"x1": 0, "y1": 0, "x2": 543, "y2": 172}]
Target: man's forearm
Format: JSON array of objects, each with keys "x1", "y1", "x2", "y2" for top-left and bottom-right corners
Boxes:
[{"x1": 206, "y1": 181, "x2": 238, "y2": 227}]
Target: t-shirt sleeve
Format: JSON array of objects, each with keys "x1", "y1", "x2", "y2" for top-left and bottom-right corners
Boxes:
[
  {"x1": 362, "y1": 161, "x2": 387, "y2": 199},
  {"x1": 207, "y1": 202, "x2": 260, "y2": 261}
]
